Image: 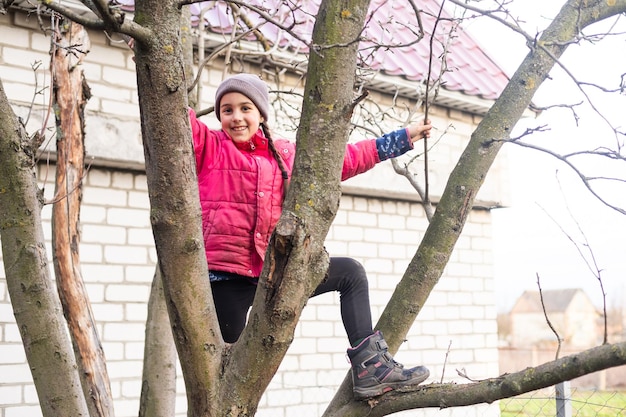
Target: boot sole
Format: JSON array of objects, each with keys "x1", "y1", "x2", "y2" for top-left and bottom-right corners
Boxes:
[{"x1": 353, "y1": 369, "x2": 430, "y2": 399}]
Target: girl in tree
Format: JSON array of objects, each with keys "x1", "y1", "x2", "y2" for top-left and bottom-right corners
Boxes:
[{"x1": 189, "y1": 73, "x2": 432, "y2": 399}]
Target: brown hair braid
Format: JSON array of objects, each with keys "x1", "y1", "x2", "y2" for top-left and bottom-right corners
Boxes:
[{"x1": 261, "y1": 122, "x2": 290, "y2": 199}]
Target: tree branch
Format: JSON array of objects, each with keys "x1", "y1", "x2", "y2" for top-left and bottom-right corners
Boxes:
[
  {"x1": 37, "y1": 1, "x2": 152, "y2": 43},
  {"x1": 326, "y1": 1, "x2": 626, "y2": 413},
  {"x1": 502, "y1": 137, "x2": 626, "y2": 215},
  {"x1": 537, "y1": 199, "x2": 610, "y2": 344},
  {"x1": 536, "y1": 273, "x2": 563, "y2": 359},
  {"x1": 327, "y1": 341, "x2": 626, "y2": 417},
  {"x1": 39, "y1": 1, "x2": 107, "y2": 30}
]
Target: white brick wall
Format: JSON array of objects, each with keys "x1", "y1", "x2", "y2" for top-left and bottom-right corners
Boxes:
[
  {"x1": 0, "y1": 9, "x2": 503, "y2": 417},
  {"x1": 0, "y1": 169, "x2": 501, "y2": 416}
]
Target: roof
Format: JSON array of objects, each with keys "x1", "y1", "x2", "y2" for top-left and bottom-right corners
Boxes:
[
  {"x1": 511, "y1": 289, "x2": 592, "y2": 314},
  {"x1": 116, "y1": 0, "x2": 509, "y2": 105}
]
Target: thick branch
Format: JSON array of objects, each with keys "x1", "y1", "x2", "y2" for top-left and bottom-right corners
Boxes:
[
  {"x1": 132, "y1": 2, "x2": 222, "y2": 416},
  {"x1": 327, "y1": 341, "x2": 626, "y2": 417},
  {"x1": 381, "y1": 0, "x2": 626, "y2": 360},
  {"x1": 221, "y1": 0, "x2": 373, "y2": 414},
  {"x1": 326, "y1": 0, "x2": 626, "y2": 414}
]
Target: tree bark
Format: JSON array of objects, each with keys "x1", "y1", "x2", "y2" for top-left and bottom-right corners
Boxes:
[
  {"x1": 0, "y1": 81, "x2": 89, "y2": 417},
  {"x1": 50, "y1": 20, "x2": 115, "y2": 417},
  {"x1": 139, "y1": 265, "x2": 177, "y2": 417},
  {"x1": 132, "y1": 1, "x2": 222, "y2": 415},
  {"x1": 137, "y1": 7, "x2": 192, "y2": 417}
]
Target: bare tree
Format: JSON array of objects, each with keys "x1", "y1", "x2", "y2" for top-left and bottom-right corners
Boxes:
[
  {"x1": 1, "y1": 0, "x2": 626, "y2": 417},
  {"x1": 0, "y1": 79, "x2": 90, "y2": 417}
]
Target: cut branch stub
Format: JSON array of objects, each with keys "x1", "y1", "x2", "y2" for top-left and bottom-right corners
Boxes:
[{"x1": 265, "y1": 211, "x2": 303, "y2": 299}]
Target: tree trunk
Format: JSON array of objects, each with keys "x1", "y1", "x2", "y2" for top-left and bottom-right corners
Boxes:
[
  {"x1": 132, "y1": 1, "x2": 223, "y2": 415},
  {"x1": 137, "y1": 7, "x2": 192, "y2": 417},
  {"x1": 50, "y1": 19, "x2": 115, "y2": 417},
  {"x1": 139, "y1": 265, "x2": 177, "y2": 417},
  {"x1": 0, "y1": 81, "x2": 89, "y2": 417},
  {"x1": 220, "y1": 0, "x2": 372, "y2": 413}
]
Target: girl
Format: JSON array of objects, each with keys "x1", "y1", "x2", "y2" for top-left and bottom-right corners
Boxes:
[{"x1": 189, "y1": 73, "x2": 432, "y2": 399}]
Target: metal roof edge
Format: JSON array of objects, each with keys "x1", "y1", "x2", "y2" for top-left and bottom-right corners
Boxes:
[{"x1": 200, "y1": 33, "x2": 538, "y2": 119}]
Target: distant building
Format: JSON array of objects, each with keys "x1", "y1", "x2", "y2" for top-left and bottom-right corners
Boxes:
[
  {"x1": 510, "y1": 288, "x2": 600, "y2": 348},
  {"x1": 500, "y1": 288, "x2": 626, "y2": 389}
]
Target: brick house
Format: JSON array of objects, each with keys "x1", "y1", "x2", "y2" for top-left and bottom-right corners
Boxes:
[{"x1": 0, "y1": 2, "x2": 512, "y2": 416}]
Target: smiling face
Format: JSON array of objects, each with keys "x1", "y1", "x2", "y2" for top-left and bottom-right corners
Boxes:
[{"x1": 219, "y1": 92, "x2": 264, "y2": 143}]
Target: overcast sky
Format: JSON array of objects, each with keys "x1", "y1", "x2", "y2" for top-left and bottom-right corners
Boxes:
[{"x1": 459, "y1": 1, "x2": 626, "y2": 312}]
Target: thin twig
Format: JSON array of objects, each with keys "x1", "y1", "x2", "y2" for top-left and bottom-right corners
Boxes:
[
  {"x1": 536, "y1": 274, "x2": 562, "y2": 360},
  {"x1": 440, "y1": 340, "x2": 452, "y2": 383},
  {"x1": 537, "y1": 185, "x2": 609, "y2": 344}
]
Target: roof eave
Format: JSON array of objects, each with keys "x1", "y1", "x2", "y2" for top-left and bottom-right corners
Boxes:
[
  {"x1": 200, "y1": 33, "x2": 537, "y2": 119},
  {"x1": 363, "y1": 72, "x2": 494, "y2": 116}
]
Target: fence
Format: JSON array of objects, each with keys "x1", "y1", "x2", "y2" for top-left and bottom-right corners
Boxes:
[{"x1": 499, "y1": 383, "x2": 626, "y2": 417}]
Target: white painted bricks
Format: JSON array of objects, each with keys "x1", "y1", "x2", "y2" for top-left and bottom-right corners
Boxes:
[{"x1": 0, "y1": 174, "x2": 498, "y2": 416}]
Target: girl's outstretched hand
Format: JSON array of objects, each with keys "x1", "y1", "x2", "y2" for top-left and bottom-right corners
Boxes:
[{"x1": 407, "y1": 119, "x2": 432, "y2": 144}]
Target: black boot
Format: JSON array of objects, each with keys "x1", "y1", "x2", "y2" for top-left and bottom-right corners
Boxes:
[{"x1": 347, "y1": 330, "x2": 429, "y2": 399}]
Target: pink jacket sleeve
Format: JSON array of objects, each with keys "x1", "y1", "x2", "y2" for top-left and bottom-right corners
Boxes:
[
  {"x1": 341, "y1": 139, "x2": 380, "y2": 181},
  {"x1": 188, "y1": 108, "x2": 219, "y2": 169},
  {"x1": 340, "y1": 127, "x2": 414, "y2": 180}
]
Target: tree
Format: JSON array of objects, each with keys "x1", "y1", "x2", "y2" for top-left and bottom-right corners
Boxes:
[
  {"x1": 0, "y1": 0, "x2": 625, "y2": 416},
  {"x1": 50, "y1": 18, "x2": 115, "y2": 417},
  {"x1": 0, "y1": 77, "x2": 90, "y2": 417}
]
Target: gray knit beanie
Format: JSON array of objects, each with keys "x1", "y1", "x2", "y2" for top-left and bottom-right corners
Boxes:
[{"x1": 214, "y1": 73, "x2": 270, "y2": 121}]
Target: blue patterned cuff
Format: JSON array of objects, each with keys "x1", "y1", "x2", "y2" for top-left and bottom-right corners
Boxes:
[
  {"x1": 375, "y1": 128, "x2": 412, "y2": 161},
  {"x1": 209, "y1": 270, "x2": 259, "y2": 284}
]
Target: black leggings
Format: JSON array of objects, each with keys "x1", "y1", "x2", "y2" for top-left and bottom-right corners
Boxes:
[{"x1": 211, "y1": 257, "x2": 373, "y2": 345}]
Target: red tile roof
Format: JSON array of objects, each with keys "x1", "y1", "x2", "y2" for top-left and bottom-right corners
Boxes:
[{"x1": 118, "y1": 0, "x2": 509, "y2": 101}]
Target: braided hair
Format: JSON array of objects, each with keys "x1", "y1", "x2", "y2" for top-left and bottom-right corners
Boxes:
[{"x1": 261, "y1": 122, "x2": 290, "y2": 199}]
